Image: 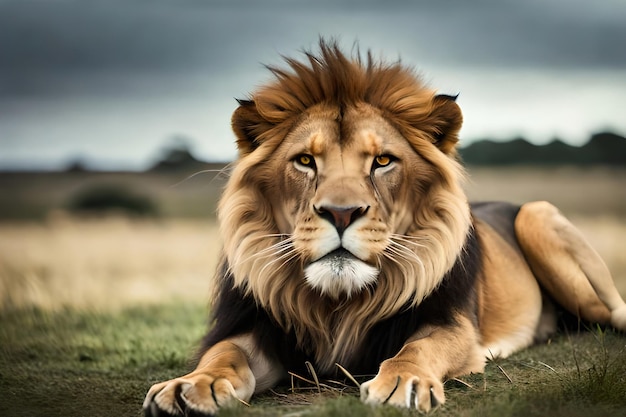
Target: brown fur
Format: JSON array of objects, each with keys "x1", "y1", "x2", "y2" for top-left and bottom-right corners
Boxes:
[
  {"x1": 220, "y1": 45, "x2": 472, "y2": 373},
  {"x1": 144, "y1": 40, "x2": 626, "y2": 416}
]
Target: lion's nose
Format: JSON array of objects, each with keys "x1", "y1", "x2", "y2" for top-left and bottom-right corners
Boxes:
[{"x1": 314, "y1": 205, "x2": 369, "y2": 236}]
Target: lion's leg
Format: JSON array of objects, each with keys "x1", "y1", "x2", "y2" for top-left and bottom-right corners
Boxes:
[
  {"x1": 474, "y1": 218, "x2": 546, "y2": 358},
  {"x1": 143, "y1": 334, "x2": 283, "y2": 416},
  {"x1": 360, "y1": 314, "x2": 484, "y2": 413},
  {"x1": 515, "y1": 201, "x2": 626, "y2": 330}
]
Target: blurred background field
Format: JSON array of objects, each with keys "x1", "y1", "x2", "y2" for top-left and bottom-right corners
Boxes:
[
  {"x1": 1, "y1": 160, "x2": 625, "y2": 417},
  {"x1": 1, "y1": 140, "x2": 625, "y2": 417},
  {"x1": 1, "y1": 161, "x2": 625, "y2": 312}
]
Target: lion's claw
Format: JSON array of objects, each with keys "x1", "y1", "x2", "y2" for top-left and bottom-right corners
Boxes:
[
  {"x1": 143, "y1": 375, "x2": 244, "y2": 417},
  {"x1": 360, "y1": 365, "x2": 445, "y2": 412}
]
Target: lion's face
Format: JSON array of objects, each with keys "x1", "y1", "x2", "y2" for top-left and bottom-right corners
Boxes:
[
  {"x1": 219, "y1": 45, "x2": 472, "y2": 340},
  {"x1": 268, "y1": 103, "x2": 436, "y2": 297}
]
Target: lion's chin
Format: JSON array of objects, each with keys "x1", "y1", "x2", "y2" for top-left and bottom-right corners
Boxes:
[{"x1": 304, "y1": 249, "x2": 379, "y2": 298}]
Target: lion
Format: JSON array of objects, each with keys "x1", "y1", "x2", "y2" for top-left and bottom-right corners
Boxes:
[{"x1": 143, "y1": 41, "x2": 626, "y2": 415}]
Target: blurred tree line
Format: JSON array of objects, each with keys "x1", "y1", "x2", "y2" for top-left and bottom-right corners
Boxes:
[
  {"x1": 1, "y1": 132, "x2": 624, "y2": 220},
  {"x1": 459, "y1": 132, "x2": 626, "y2": 166}
]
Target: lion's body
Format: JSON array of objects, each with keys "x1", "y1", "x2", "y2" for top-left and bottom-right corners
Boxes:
[{"x1": 144, "y1": 42, "x2": 626, "y2": 416}]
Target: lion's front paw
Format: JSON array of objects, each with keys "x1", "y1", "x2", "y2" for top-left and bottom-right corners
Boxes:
[
  {"x1": 143, "y1": 374, "x2": 249, "y2": 417},
  {"x1": 360, "y1": 361, "x2": 445, "y2": 413}
]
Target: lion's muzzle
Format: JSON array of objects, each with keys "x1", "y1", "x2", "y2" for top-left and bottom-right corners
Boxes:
[{"x1": 304, "y1": 247, "x2": 379, "y2": 298}]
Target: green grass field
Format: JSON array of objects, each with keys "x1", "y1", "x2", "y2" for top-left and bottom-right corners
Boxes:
[
  {"x1": 1, "y1": 166, "x2": 625, "y2": 416},
  {"x1": 0, "y1": 304, "x2": 204, "y2": 417},
  {"x1": 1, "y1": 304, "x2": 625, "y2": 417}
]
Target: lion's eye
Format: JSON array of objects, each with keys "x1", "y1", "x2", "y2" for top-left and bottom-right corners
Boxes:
[
  {"x1": 294, "y1": 154, "x2": 316, "y2": 170},
  {"x1": 373, "y1": 155, "x2": 395, "y2": 169}
]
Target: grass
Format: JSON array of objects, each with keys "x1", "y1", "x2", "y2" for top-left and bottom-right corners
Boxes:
[
  {"x1": 1, "y1": 304, "x2": 625, "y2": 417},
  {"x1": 0, "y1": 304, "x2": 206, "y2": 417},
  {"x1": 0, "y1": 165, "x2": 625, "y2": 416},
  {"x1": 0, "y1": 217, "x2": 220, "y2": 310}
]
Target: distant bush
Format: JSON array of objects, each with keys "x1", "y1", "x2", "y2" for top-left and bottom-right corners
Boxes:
[{"x1": 67, "y1": 184, "x2": 158, "y2": 217}]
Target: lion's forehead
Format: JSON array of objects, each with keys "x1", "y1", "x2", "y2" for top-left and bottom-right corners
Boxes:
[{"x1": 285, "y1": 105, "x2": 408, "y2": 162}]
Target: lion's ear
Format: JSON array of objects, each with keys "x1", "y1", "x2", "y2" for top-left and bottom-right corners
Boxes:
[
  {"x1": 428, "y1": 94, "x2": 463, "y2": 154},
  {"x1": 231, "y1": 99, "x2": 267, "y2": 156}
]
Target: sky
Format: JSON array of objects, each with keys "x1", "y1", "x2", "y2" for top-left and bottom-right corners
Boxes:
[{"x1": 1, "y1": 0, "x2": 625, "y2": 170}]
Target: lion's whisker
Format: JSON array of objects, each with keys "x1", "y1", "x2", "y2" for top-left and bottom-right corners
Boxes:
[
  {"x1": 390, "y1": 234, "x2": 428, "y2": 248},
  {"x1": 272, "y1": 251, "x2": 301, "y2": 275},
  {"x1": 238, "y1": 232, "x2": 291, "y2": 245},
  {"x1": 381, "y1": 250, "x2": 413, "y2": 280},
  {"x1": 251, "y1": 240, "x2": 294, "y2": 258},
  {"x1": 384, "y1": 241, "x2": 426, "y2": 277},
  {"x1": 257, "y1": 248, "x2": 299, "y2": 278},
  {"x1": 383, "y1": 244, "x2": 412, "y2": 264},
  {"x1": 234, "y1": 236, "x2": 295, "y2": 268},
  {"x1": 243, "y1": 233, "x2": 293, "y2": 248},
  {"x1": 387, "y1": 241, "x2": 423, "y2": 265},
  {"x1": 227, "y1": 246, "x2": 293, "y2": 279},
  {"x1": 169, "y1": 161, "x2": 237, "y2": 189}
]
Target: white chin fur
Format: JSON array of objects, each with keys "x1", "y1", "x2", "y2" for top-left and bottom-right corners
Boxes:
[{"x1": 304, "y1": 256, "x2": 379, "y2": 298}]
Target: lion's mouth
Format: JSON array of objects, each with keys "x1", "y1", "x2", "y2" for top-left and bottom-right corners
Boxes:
[
  {"x1": 305, "y1": 247, "x2": 379, "y2": 297},
  {"x1": 316, "y1": 248, "x2": 357, "y2": 264}
]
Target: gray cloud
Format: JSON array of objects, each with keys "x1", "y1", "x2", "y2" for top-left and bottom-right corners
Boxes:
[
  {"x1": 1, "y1": 0, "x2": 625, "y2": 94},
  {"x1": 1, "y1": 0, "x2": 625, "y2": 169}
]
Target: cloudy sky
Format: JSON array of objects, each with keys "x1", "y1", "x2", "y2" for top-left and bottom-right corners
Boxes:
[{"x1": 1, "y1": 0, "x2": 625, "y2": 170}]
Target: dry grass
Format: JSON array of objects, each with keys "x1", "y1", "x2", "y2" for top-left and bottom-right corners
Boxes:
[
  {"x1": 0, "y1": 215, "x2": 220, "y2": 311},
  {"x1": 0, "y1": 212, "x2": 624, "y2": 312},
  {"x1": 464, "y1": 166, "x2": 626, "y2": 216}
]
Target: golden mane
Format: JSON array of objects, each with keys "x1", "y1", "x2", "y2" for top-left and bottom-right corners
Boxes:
[
  {"x1": 233, "y1": 40, "x2": 462, "y2": 158},
  {"x1": 217, "y1": 40, "x2": 471, "y2": 372}
]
